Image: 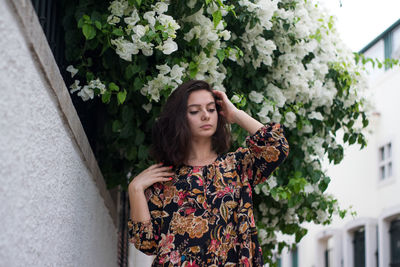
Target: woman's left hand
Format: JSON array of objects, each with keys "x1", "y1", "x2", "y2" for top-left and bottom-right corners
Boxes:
[{"x1": 212, "y1": 90, "x2": 240, "y2": 124}]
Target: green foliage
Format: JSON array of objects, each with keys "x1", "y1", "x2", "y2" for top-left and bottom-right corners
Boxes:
[{"x1": 62, "y1": 0, "x2": 372, "y2": 263}]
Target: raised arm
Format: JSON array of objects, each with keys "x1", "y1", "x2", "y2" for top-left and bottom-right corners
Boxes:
[
  {"x1": 212, "y1": 90, "x2": 263, "y2": 134},
  {"x1": 213, "y1": 90, "x2": 289, "y2": 186}
]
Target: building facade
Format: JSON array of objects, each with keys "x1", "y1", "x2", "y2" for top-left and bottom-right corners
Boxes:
[{"x1": 279, "y1": 19, "x2": 400, "y2": 267}]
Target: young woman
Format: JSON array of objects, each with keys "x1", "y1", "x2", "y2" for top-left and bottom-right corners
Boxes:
[{"x1": 127, "y1": 80, "x2": 289, "y2": 266}]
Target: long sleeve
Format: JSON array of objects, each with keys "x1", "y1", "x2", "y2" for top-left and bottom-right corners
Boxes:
[
  {"x1": 235, "y1": 122, "x2": 289, "y2": 187},
  {"x1": 127, "y1": 183, "x2": 164, "y2": 255}
]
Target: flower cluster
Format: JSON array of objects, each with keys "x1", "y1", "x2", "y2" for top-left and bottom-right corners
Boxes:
[
  {"x1": 140, "y1": 63, "x2": 186, "y2": 104},
  {"x1": 108, "y1": 0, "x2": 180, "y2": 60}
]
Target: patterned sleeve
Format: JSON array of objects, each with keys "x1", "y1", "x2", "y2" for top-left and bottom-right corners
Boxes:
[
  {"x1": 236, "y1": 122, "x2": 289, "y2": 187},
  {"x1": 127, "y1": 183, "x2": 164, "y2": 255}
]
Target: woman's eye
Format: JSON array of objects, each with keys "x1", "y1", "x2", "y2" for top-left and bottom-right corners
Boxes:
[
  {"x1": 208, "y1": 109, "x2": 216, "y2": 112},
  {"x1": 189, "y1": 111, "x2": 198, "y2": 115}
]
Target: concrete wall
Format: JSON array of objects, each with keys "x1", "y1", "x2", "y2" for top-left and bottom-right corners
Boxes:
[{"x1": 0, "y1": 1, "x2": 118, "y2": 266}]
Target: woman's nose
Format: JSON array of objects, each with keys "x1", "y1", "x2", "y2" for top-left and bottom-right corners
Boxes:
[{"x1": 201, "y1": 110, "x2": 210, "y2": 120}]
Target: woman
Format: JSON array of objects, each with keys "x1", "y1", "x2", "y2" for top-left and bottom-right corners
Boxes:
[{"x1": 127, "y1": 80, "x2": 289, "y2": 266}]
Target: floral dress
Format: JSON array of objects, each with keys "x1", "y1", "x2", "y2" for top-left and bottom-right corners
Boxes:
[{"x1": 127, "y1": 123, "x2": 289, "y2": 266}]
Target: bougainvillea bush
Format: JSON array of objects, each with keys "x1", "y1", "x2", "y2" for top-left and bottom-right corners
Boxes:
[{"x1": 63, "y1": 0, "x2": 370, "y2": 263}]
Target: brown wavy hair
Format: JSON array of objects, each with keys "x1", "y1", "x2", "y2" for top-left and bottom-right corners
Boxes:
[{"x1": 150, "y1": 80, "x2": 231, "y2": 167}]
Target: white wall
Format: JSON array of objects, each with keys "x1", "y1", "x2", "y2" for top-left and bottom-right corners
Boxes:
[{"x1": 0, "y1": 1, "x2": 118, "y2": 266}]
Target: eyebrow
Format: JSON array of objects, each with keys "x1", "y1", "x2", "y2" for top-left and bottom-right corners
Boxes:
[{"x1": 187, "y1": 101, "x2": 216, "y2": 108}]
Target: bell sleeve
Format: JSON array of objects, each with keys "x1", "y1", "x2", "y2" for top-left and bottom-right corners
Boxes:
[
  {"x1": 127, "y1": 183, "x2": 164, "y2": 255},
  {"x1": 236, "y1": 122, "x2": 289, "y2": 187}
]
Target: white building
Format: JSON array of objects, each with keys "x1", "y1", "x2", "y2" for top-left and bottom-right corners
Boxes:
[{"x1": 279, "y1": 19, "x2": 400, "y2": 267}]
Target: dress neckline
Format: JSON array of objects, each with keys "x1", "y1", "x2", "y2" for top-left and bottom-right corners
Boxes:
[{"x1": 182, "y1": 154, "x2": 221, "y2": 169}]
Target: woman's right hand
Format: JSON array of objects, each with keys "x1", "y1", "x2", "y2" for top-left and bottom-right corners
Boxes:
[{"x1": 128, "y1": 163, "x2": 175, "y2": 192}]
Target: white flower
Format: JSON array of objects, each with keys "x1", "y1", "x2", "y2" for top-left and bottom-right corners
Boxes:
[
  {"x1": 316, "y1": 209, "x2": 328, "y2": 223},
  {"x1": 107, "y1": 15, "x2": 120, "y2": 25},
  {"x1": 220, "y1": 30, "x2": 231, "y2": 41},
  {"x1": 153, "y1": 2, "x2": 168, "y2": 14},
  {"x1": 257, "y1": 103, "x2": 272, "y2": 124},
  {"x1": 69, "y1": 80, "x2": 81, "y2": 94},
  {"x1": 231, "y1": 95, "x2": 241, "y2": 103},
  {"x1": 261, "y1": 184, "x2": 269, "y2": 196},
  {"x1": 124, "y1": 10, "x2": 140, "y2": 26},
  {"x1": 89, "y1": 78, "x2": 106, "y2": 94},
  {"x1": 156, "y1": 64, "x2": 171, "y2": 75},
  {"x1": 66, "y1": 65, "x2": 78, "y2": 78},
  {"x1": 143, "y1": 11, "x2": 156, "y2": 27},
  {"x1": 158, "y1": 38, "x2": 178, "y2": 55},
  {"x1": 142, "y1": 103, "x2": 152, "y2": 113},
  {"x1": 111, "y1": 37, "x2": 138, "y2": 61},
  {"x1": 132, "y1": 25, "x2": 146, "y2": 38},
  {"x1": 170, "y1": 64, "x2": 184, "y2": 83},
  {"x1": 304, "y1": 184, "x2": 314, "y2": 194},
  {"x1": 285, "y1": 111, "x2": 296, "y2": 124},
  {"x1": 108, "y1": 0, "x2": 128, "y2": 17},
  {"x1": 309, "y1": 111, "x2": 324, "y2": 121},
  {"x1": 77, "y1": 85, "x2": 94, "y2": 101},
  {"x1": 249, "y1": 90, "x2": 264, "y2": 103},
  {"x1": 187, "y1": 0, "x2": 196, "y2": 8},
  {"x1": 266, "y1": 176, "x2": 277, "y2": 189}
]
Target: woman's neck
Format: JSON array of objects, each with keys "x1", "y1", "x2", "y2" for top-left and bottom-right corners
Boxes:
[{"x1": 186, "y1": 137, "x2": 217, "y2": 165}]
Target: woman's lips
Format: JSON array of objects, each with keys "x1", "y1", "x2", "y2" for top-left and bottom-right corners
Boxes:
[{"x1": 200, "y1": 124, "x2": 213, "y2": 129}]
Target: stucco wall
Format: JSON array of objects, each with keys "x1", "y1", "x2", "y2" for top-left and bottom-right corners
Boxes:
[{"x1": 0, "y1": 1, "x2": 118, "y2": 266}]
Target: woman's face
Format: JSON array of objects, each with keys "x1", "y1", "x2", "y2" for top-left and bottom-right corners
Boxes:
[{"x1": 186, "y1": 89, "x2": 218, "y2": 140}]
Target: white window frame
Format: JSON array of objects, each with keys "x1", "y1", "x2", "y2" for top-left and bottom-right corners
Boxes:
[
  {"x1": 343, "y1": 218, "x2": 378, "y2": 267},
  {"x1": 377, "y1": 138, "x2": 395, "y2": 187},
  {"x1": 378, "y1": 205, "x2": 400, "y2": 267},
  {"x1": 316, "y1": 229, "x2": 342, "y2": 267}
]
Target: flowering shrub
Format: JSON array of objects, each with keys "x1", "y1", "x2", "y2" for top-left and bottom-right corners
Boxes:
[{"x1": 63, "y1": 0, "x2": 370, "y2": 263}]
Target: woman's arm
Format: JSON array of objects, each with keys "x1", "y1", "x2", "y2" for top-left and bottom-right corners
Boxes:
[
  {"x1": 212, "y1": 90, "x2": 263, "y2": 134},
  {"x1": 127, "y1": 163, "x2": 174, "y2": 255},
  {"x1": 128, "y1": 163, "x2": 174, "y2": 221}
]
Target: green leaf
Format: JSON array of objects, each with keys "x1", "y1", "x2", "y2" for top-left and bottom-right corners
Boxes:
[
  {"x1": 125, "y1": 64, "x2": 141, "y2": 80},
  {"x1": 135, "y1": 129, "x2": 145, "y2": 145},
  {"x1": 109, "y1": 82, "x2": 120, "y2": 92},
  {"x1": 101, "y1": 91, "x2": 111, "y2": 104},
  {"x1": 349, "y1": 133, "x2": 357, "y2": 145},
  {"x1": 217, "y1": 49, "x2": 225, "y2": 63},
  {"x1": 117, "y1": 89, "x2": 127, "y2": 105},
  {"x1": 138, "y1": 145, "x2": 148, "y2": 160},
  {"x1": 94, "y1": 21, "x2": 102, "y2": 30},
  {"x1": 112, "y1": 28, "x2": 125, "y2": 36},
  {"x1": 126, "y1": 146, "x2": 137, "y2": 161},
  {"x1": 135, "y1": 0, "x2": 142, "y2": 7},
  {"x1": 212, "y1": 10, "x2": 222, "y2": 28},
  {"x1": 189, "y1": 61, "x2": 198, "y2": 78},
  {"x1": 77, "y1": 17, "x2": 85, "y2": 28},
  {"x1": 82, "y1": 24, "x2": 96, "y2": 40},
  {"x1": 112, "y1": 120, "x2": 122, "y2": 132}
]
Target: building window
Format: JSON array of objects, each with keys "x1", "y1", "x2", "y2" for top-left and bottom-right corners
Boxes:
[
  {"x1": 353, "y1": 227, "x2": 366, "y2": 267},
  {"x1": 379, "y1": 142, "x2": 393, "y2": 180},
  {"x1": 324, "y1": 248, "x2": 330, "y2": 267},
  {"x1": 390, "y1": 219, "x2": 400, "y2": 266},
  {"x1": 277, "y1": 258, "x2": 281, "y2": 267},
  {"x1": 291, "y1": 247, "x2": 298, "y2": 267}
]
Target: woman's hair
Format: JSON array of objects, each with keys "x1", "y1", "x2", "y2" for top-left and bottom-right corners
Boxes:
[{"x1": 150, "y1": 80, "x2": 231, "y2": 166}]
